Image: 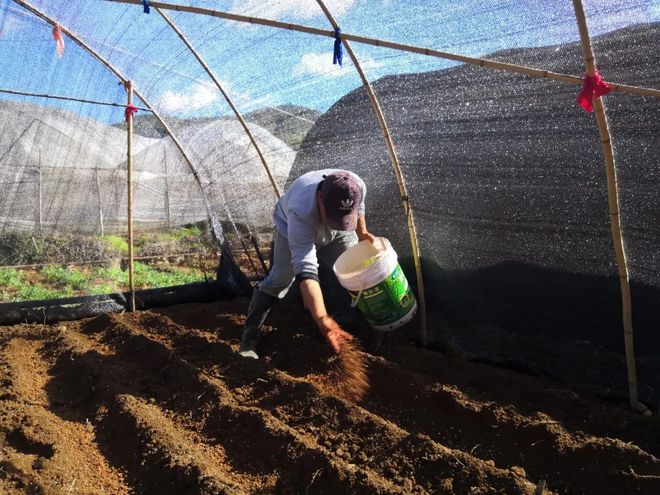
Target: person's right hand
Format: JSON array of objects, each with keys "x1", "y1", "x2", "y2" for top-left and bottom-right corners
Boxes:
[{"x1": 318, "y1": 315, "x2": 353, "y2": 353}]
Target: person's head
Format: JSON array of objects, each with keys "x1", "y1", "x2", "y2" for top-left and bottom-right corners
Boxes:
[{"x1": 316, "y1": 172, "x2": 362, "y2": 231}]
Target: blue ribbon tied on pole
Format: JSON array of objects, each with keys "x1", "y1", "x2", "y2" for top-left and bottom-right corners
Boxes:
[
  {"x1": 142, "y1": 0, "x2": 150, "y2": 14},
  {"x1": 333, "y1": 27, "x2": 343, "y2": 66}
]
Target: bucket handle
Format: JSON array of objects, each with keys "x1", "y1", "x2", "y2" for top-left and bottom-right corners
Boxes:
[{"x1": 351, "y1": 287, "x2": 365, "y2": 308}]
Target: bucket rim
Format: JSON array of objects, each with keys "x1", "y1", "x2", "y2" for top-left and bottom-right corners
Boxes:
[{"x1": 333, "y1": 236, "x2": 392, "y2": 279}]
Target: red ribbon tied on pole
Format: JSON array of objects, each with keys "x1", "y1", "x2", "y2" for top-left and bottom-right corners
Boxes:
[
  {"x1": 125, "y1": 104, "x2": 138, "y2": 122},
  {"x1": 576, "y1": 71, "x2": 611, "y2": 112},
  {"x1": 52, "y1": 24, "x2": 65, "y2": 58}
]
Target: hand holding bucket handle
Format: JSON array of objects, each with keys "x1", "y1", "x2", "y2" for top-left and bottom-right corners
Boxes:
[{"x1": 355, "y1": 215, "x2": 375, "y2": 244}]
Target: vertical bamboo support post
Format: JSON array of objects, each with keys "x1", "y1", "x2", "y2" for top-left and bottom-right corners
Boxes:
[
  {"x1": 95, "y1": 166, "x2": 104, "y2": 236},
  {"x1": 163, "y1": 150, "x2": 171, "y2": 230},
  {"x1": 126, "y1": 81, "x2": 136, "y2": 312},
  {"x1": 315, "y1": 0, "x2": 427, "y2": 344},
  {"x1": 572, "y1": 0, "x2": 649, "y2": 415},
  {"x1": 37, "y1": 152, "x2": 42, "y2": 232}
]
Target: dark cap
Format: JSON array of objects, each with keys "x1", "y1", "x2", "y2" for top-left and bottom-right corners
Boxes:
[{"x1": 321, "y1": 172, "x2": 362, "y2": 231}]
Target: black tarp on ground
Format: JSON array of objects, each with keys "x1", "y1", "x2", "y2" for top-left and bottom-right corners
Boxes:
[{"x1": 289, "y1": 23, "x2": 660, "y2": 406}]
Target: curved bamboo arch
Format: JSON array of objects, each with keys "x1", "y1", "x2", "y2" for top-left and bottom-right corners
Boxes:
[
  {"x1": 106, "y1": 0, "x2": 660, "y2": 99},
  {"x1": 11, "y1": 0, "x2": 231, "y2": 253},
  {"x1": 572, "y1": 0, "x2": 650, "y2": 416},
  {"x1": 155, "y1": 7, "x2": 281, "y2": 199},
  {"x1": 314, "y1": 0, "x2": 427, "y2": 344}
]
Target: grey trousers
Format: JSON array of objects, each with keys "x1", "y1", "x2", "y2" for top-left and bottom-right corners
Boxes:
[{"x1": 258, "y1": 230, "x2": 357, "y2": 301}]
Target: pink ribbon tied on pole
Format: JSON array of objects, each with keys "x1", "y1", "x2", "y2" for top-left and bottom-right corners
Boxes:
[
  {"x1": 125, "y1": 104, "x2": 138, "y2": 122},
  {"x1": 576, "y1": 71, "x2": 611, "y2": 112},
  {"x1": 52, "y1": 24, "x2": 65, "y2": 58}
]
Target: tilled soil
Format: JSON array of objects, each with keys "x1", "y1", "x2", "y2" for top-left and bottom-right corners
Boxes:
[{"x1": 0, "y1": 300, "x2": 658, "y2": 494}]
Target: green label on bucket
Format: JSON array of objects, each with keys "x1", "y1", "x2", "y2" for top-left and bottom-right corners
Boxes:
[{"x1": 349, "y1": 264, "x2": 416, "y2": 327}]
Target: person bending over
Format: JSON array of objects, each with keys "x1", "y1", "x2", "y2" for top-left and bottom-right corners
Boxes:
[{"x1": 238, "y1": 169, "x2": 375, "y2": 359}]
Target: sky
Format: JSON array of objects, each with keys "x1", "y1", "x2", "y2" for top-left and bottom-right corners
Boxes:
[{"x1": 0, "y1": 0, "x2": 658, "y2": 123}]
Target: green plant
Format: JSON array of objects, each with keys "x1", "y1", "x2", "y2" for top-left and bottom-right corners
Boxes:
[
  {"x1": 134, "y1": 224, "x2": 210, "y2": 256},
  {"x1": 96, "y1": 262, "x2": 203, "y2": 289},
  {"x1": 96, "y1": 265, "x2": 129, "y2": 286},
  {"x1": 17, "y1": 285, "x2": 70, "y2": 301},
  {"x1": 133, "y1": 262, "x2": 202, "y2": 288},
  {"x1": 41, "y1": 265, "x2": 89, "y2": 291},
  {"x1": 0, "y1": 267, "x2": 22, "y2": 287},
  {"x1": 100, "y1": 235, "x2": 129, "y2": 254},
  {"x1": 87, "y1": 284, "x2": 116, "y2": 295},
  {"x1": 168, "y1": 225, "x2": 203, "y2": 241}
]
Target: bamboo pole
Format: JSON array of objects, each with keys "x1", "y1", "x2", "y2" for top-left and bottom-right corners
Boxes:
[
  {"x1": 314, "y1": 0, "x2": 427, "y2": 344},
  {"x1": 155, "y1": 7, "x2": 281, "y2": 199},
  {"x1": 104, "y1": 0, "x2": 660, "y2": 99},
  {"x1": 572, "y1": 0, "x2": 650, "y2": 416},
  {"x1": 126, "y1": 81, "x2": 136, "y2": 312},
  {"x1": 95, "y1": 166, "x2": 104, "y2": 235},
  {"x1": 37, "y1": 151, "x2": 42, "y2": 232},
  {"x1": 0, "y1": 87, "x2": 149, "y2": 110},
  {"x1": 163, "y1": 149, "x2": 171, "y2": 229}
]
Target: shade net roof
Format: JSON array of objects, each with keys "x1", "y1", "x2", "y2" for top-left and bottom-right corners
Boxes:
[{"x1": 1, "y1": 0, "x2": 659, "y2": 398}]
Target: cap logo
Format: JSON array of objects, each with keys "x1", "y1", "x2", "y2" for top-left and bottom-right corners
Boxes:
[{"x1": 340, "y1": 198, "x2": 354, "y2": 210}]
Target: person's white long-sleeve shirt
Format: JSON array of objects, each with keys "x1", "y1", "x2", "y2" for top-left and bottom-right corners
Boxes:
[{"x1": 273, "y1": 169, "x2": 366, "y2": 279}]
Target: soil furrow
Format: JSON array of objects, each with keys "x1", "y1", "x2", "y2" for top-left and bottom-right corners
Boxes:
[
  {"x1": 54, "y1": 314, "x2": 409, "y2": 494},
  {"x1": 0, "y1": 332, "x2": 130, "y2": 495},
  {"x1": 130, "y1": 311, "x2": 540, "y2": 494},
  {"x1": 218, "y1": 309, "x2": 660, "y2": 495},
  {"x1": 98, "y1": 393, "x2": 245, "y2": 494}
]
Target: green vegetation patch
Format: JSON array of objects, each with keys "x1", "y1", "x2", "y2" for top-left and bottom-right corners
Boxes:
[
  {"x1": 0, "y1": 267, "x2": 22, "y2": 287},
  {"x1": 100, "y1": 235, "x2": 129, "y2": 255},
  {"x1": 42, "y1": 265, "x2": 88, "y2": 291},
  {"x1": 0, "y1": 224, "x2": 215, "y2": 303},
  {"x1": 17, "y1": 285, "x2": 71, "y2": 301}
]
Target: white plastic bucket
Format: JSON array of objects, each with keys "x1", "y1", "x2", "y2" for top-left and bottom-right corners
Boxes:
[{"x1": 333, "y1": 237, "x2": 417, "y2": 331}]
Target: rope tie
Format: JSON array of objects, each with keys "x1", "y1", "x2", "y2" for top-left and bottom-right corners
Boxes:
[
  {"x1": 125, "y1": 104, "x2": 138, "y2": 122},
  {"x1": 577, "y1": 70, "x2": 610, "y2": 112},
  {"x1": 142, "y1": 0, "x2": 151, "y2": 14},
  {"x1": 333, "y1": 27, "x2": 343, "y2": 66},
  {"x1": 52, "y1": 24, "x2": 64, "y2": 58}
]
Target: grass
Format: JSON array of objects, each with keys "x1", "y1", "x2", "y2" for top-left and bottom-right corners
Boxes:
[
  {"x1": 42, "y1": 265, "x2": 88, "y2": 291},
  {"x1": 134, "y1": 225, "x2": 209, "y2": 253},
  {"x1": 17, "y1": 285, "x2": 71, "y2": 301},
  {"x1": 93, "y1": 262, "x2": 207, "y2": 291},
  {"x1": 100, "y1": 235, "x2": 129, "y2": 254},
  {"x1": 0, "y1": 268, "x2": 22, "y2": 287},
  {"x1": 0, "y1": 267, "x2": 71, "y2": 301}
]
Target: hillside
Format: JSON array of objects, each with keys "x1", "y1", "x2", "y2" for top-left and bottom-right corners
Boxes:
[{"x1": 117, "y1": 104, "x2": 319, "y2": 150}]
